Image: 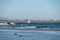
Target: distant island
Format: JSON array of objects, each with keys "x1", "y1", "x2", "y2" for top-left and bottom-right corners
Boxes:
[{"x1": 0, "y1": 19, "x2": 60, "y2": 23}]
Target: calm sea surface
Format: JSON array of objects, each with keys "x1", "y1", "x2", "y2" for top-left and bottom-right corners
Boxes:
[{"x1": 0, "y1": 30, "x2": 60, "y2": 40}]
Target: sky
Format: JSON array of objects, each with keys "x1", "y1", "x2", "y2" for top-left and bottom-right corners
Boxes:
[{"x1": 0, "y1": 0, "x2": 60, "y2": 20}]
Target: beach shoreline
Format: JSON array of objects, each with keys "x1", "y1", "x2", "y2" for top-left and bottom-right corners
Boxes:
[{"x1": 0, "y1": 28, "x2": 60, "y2": 31}]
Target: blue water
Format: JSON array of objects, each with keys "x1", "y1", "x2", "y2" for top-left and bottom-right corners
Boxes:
[
  {"x1": 0, "y1": 22, "x2": 60, "y2": 28},
  {"x1": 0, "y1": 30, "x2": 60, "y2": 40}
]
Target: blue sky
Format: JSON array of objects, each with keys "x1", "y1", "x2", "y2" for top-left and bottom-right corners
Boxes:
[{"x1": 0, "y1": 0, "x2": 60, "y2": 20}]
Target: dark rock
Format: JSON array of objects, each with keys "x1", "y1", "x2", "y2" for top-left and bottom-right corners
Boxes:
[
  {"x1": 19, "y1": 35, "x2": 23, "y2": 37},
  {"x1": 14, "y1": 33, "x2": 18, "y2": 35}
]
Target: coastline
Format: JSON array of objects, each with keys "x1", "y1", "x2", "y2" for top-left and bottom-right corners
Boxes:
[{"x1": 0, "y1": 28, "x2": 60, "y2": 31}]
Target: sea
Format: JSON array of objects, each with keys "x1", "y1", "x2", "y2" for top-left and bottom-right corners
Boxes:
[
  {"x1": 0, "y1": 22, "x2": 60, "y2": 40},
  {"x1": 0, "y1": 30, "x2": 60, "y2": 40},
  {"x1": 8, "y1": 22, "x2": 60, "y2": 28}
]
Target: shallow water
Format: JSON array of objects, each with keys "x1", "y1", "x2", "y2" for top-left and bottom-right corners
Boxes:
[{"x1": 0, "y1": 30, "x2": 60, "y2": 40}]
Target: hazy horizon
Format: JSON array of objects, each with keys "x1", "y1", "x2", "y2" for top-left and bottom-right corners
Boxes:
[{"x1": 0, "y1": 0, "x2": 60, "y2": 20}]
